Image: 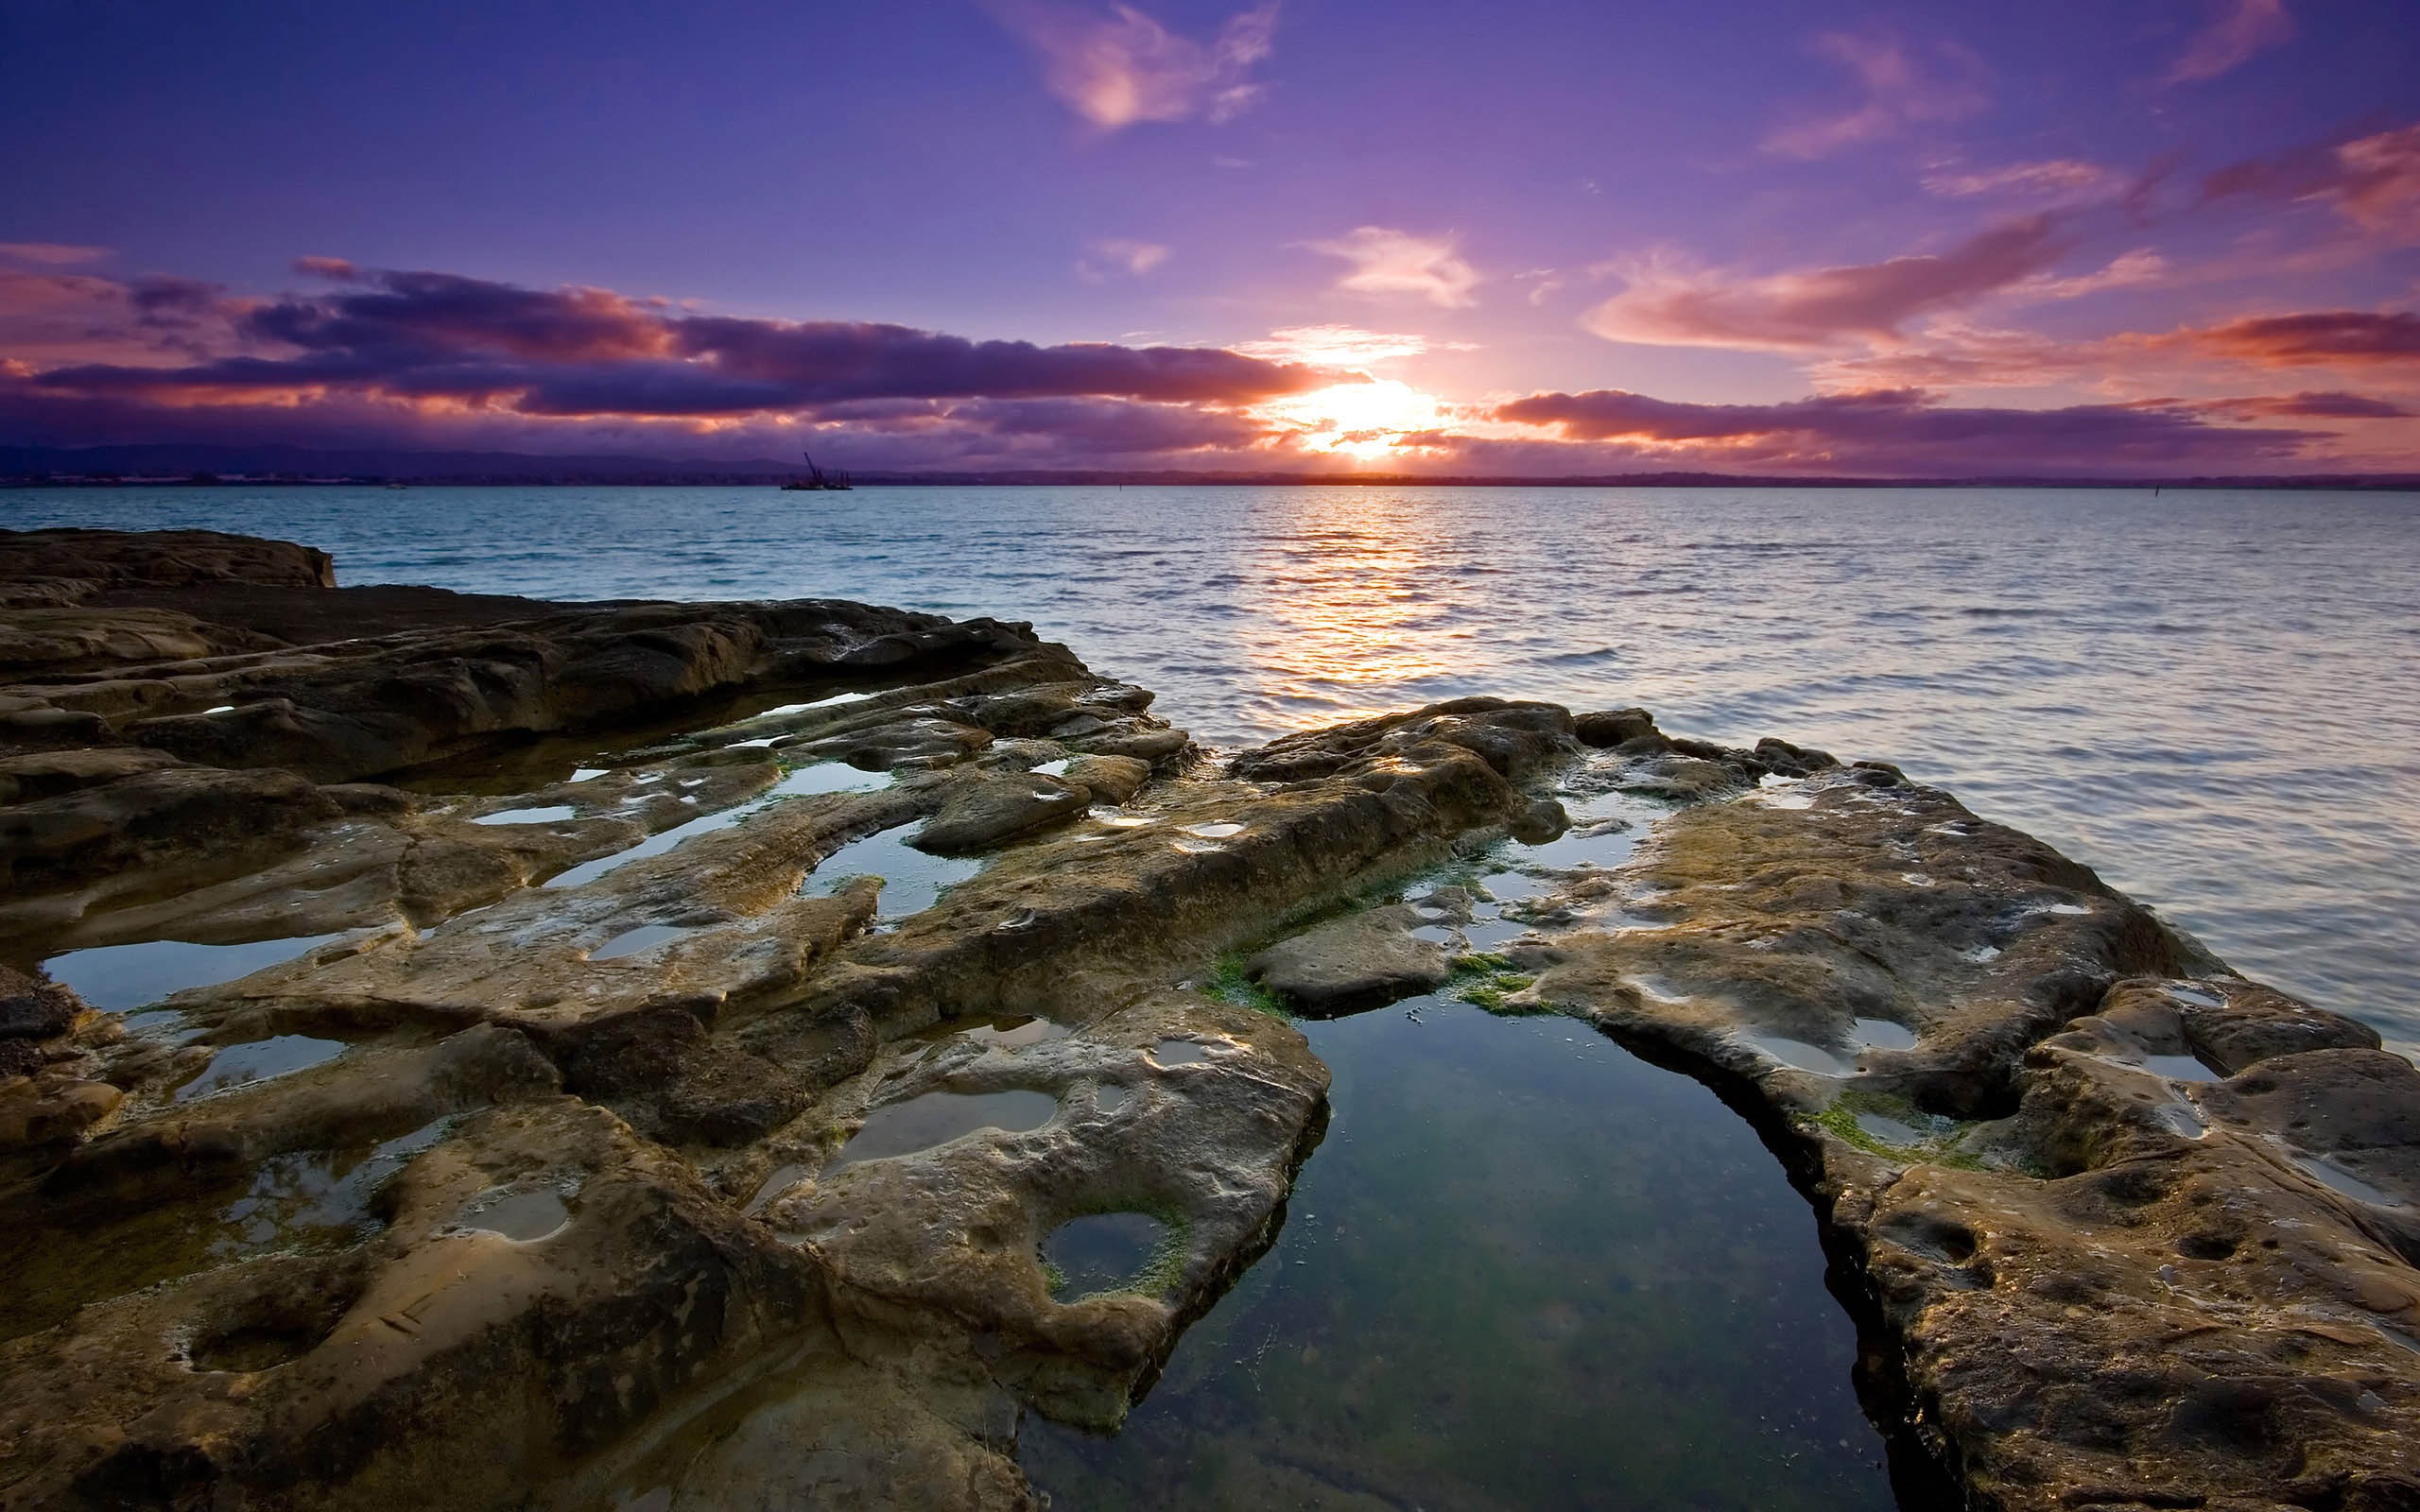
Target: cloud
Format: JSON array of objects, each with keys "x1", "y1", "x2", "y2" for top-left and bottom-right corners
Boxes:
[
  {"x1": 1763, "y1": 31, "x2": 1990, "y2": 160},
  {"x1": 1584, "y1": 215, "x2": 2068, "y2": 351},
  {"x1": 2203, "y1": 124, "x2": 2420, "y2": 243},
  {"x1": 2006, "y1": 249, "x2": 2169, "y2": 301},
  {"x1": 1922, "y1": 159, "x2": 2118, "y2": 201},
  {"x1": 1513, "y1": 267, "x2": 1566, "y2": 306},
  {"x1": 992, "y1": 1, "x2": 1278, "y2": 130},
  {"x1": 2168, "y1": 310, "x2": 2420, "y2": 367},
  {"x1": 2177, "y1": 390, "x2": 2412, "y2": 420},
  {"x1": 14, "y1": 261, "x2": 1325, "y2": 430},
  {"x1": 1488, "y1": 385, "x2": 2333, "y2": 473},
  {"x1": 1309, "y1": 227, "x2": 1480, "y2": 308},
  {"x1": 1232, "y1": 324, "x2": 1446, "y2": 366},
  {"x1": 1077, "y1": 237, "x2": 1171, "y2": 280},
  {"x1": 2165, "y1": 0, "x2": 2294, "y2": 84},
  {"x1": 0, "y1": 266, "x2": 252, "y2": 368},
  {"x1": 0, "y1": 242, "x2": 112, "y2": 266}
]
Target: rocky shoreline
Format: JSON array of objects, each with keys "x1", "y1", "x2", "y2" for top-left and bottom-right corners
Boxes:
[{"x1": 2, "y1": 526, "x2": 2415, "y2": 1510}]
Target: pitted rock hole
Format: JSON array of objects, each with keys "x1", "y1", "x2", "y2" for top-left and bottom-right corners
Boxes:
[
  {"x1": 827, "y1": 1090, "x2": 1060, "y2": 1170},
  {"x1": 175, "y1": 1035, "x2": 347, "y2": 1102},
  {"x1": 453, "y1": 1184, "x2": 575, "y2": 1242},
  {"x1": 1044, "y1": 1211, "x2": 1172, "y2": 1300},
  {"x1": 591, "y1": 923, "x2": 697, "y2": 961}
]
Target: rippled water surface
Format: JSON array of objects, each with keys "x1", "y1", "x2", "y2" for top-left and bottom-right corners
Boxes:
[{"x1": 11, "y1": 484, "x2": 2416, "y2": 1045}]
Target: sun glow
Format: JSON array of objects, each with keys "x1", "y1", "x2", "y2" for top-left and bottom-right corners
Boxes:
[{"x1": 1258, "y1": 379, "x2": 1444, "y2": 460}]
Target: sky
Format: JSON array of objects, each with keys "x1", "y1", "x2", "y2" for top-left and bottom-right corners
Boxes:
[{"x1": 2, "y1": 0, "x2": 2416, "y2": 478}]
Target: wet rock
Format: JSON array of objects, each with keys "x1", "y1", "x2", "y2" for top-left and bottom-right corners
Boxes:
[
  {"x1": 1245, "y1": 905, "x2": 1450, "y2": 1015},
  {"x1": 0, "y1": 526, "x2": 335, "y2": 592},
  {"x1": 6, "y1": 527, "x2": 2414, "y2": 1512},
  {"x1": 1062, "y1": 753, "x2": 1150, "y2": 804},
  {"x1": 1574, "y1": 707, "x2": 1657, "y2": 747},
  {"x1": 2181, "y1": 979, "x2": 2380, "y2": 1072},
  {"x1": 1513, "y1": 760, "x2": 2420, "y2": 1509},
  {"x1": 914, "y1": 772, "x2": 1089, "y2": 855},
  {"x1": 0, "y1": 964, "x2": 81, "y2": 1040}
]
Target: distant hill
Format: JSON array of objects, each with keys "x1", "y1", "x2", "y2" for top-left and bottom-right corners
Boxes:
[{"x1": 3, "y1": 441, "x2": 2415, "y2": 490}]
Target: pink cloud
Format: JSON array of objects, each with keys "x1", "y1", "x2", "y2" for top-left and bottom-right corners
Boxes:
[
  {"x1": 1309, "y1": 227, "x2": 1481, "y2": 308},
  {"x1": 1487, "y1": 385, "x2": 2337, "y2": 474},
  {"x1": 2165, "y1": 0, "x2": 2294, "y2": 85},
  {"x1": 2204, "y1": 124, "x2": 2420, "y2": 243},
  {"x1": 1585, "y1": 215, "x2": 2068, "y2": 351},
  {"x1": 991, "y1": 2, "x2": 1278, "y2": 130},
  {"x1": 0, "y1": 242, "x2": 112, "y2": 266},
  {"x1": 2169, "y1": 310, "x2": 2420, "y2": 367},
  {"x1": 1922, "y1": 159, "x2": 2119, "y2": 202},
  {"x1": 1763, "y1": 31, "x2": 1990, "y2": 160}
]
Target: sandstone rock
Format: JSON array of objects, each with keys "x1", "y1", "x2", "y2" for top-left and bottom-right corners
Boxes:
[
  {"x1": 914, "y1": 771, "x2": 1089, "y2": 855},
  {"x1": 1245, "y1": 904, "x2": 1449, "y2": 1015},
  {"x1": 4, "y1": 527, "x2": 2412, "y2": 1512},
  {"x1": 0, "y1": 965, "x2": 80, "y2": 1040},
  {"x1": 1062, "y1": 753, "x2": 1150, "y2": 804}
]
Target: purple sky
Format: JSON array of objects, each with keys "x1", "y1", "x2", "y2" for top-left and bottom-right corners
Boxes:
[{"x1": 3, "y1": 0, "x2": 2415, "y2": 476}]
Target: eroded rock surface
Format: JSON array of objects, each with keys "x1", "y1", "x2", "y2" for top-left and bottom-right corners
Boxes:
[
  {"x1": 3, "y1": 528, "x2": 2414, "y2": 1512},
  {"x1": 0, "y1": 532, "x2": 1568, "y2": 1510}
]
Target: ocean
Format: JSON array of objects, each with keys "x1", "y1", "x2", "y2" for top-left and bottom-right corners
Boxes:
[{"x1": 9, "y1": 483, "x2": 2416, "y2": 1050}]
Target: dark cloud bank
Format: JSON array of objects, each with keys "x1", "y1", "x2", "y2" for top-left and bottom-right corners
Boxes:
[{"x1": 3, "y1": 261, "x2": 2411, "y2": 480}]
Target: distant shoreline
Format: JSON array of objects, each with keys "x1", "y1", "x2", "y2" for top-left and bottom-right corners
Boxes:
[{"x1": 9, "y1": 472, "x2": 2420, "y2": 492}]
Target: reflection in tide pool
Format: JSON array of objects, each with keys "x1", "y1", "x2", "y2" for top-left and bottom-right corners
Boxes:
[
  {"x1": 1023, "y1": 1001, "x2": 1899, "y2": 1512},
  {"x1": 807, "y1": 826, "x2": 982, "y2": 919},
  {"x1": 43, "y1": 933, "x2": 350, "y2": 1011},
  {"x1": 827, "y1": 1089, "x2": 1059, "y2": 1170},
  {"x1": 547, "y1": 761, "x2": 887, "y2": 889}
]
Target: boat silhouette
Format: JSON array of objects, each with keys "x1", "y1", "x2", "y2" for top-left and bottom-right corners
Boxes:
[{"x1": 780, "y1": 450, "x2": 853, "y2": 490}]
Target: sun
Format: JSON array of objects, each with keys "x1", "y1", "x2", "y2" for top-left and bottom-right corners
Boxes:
[{"x1": 1258, "y1": 379, "x2": 1443, "y2": 461}]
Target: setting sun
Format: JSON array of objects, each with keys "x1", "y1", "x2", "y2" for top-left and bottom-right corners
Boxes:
[{"x1": 1258, "y1": 378, "x2": 1443, "y2": 460}]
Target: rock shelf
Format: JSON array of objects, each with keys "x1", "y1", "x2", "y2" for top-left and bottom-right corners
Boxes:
[{"x1": 1, "y1": 526, "x2": 2412, "y2": 1511}]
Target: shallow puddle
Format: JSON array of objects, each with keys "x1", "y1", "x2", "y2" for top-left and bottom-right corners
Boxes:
[
  {"x1": 175, "y1": 1034, "x2": 347, "y2": 1101},
  {"x1": 453, "y1": 1185, "x2": 575, "y2": 1242},
  {"x1": 808, "y1": 827, "x2": 982, "y2": 919},
  {"x1": 1044, "y1": 1211, "x2": 1172, "y2": 1300},
  {"x1": 960, "y1": 1015, "x2": 1071, "y2": 1049},
  {"x1": 1853, "y1": 1018, "x2": 1919, "y2": 1050},
  {"x1": 0, "y1": 1120, "x2": 444, "y2": 1345},
  {"x1": 590, "y1": 923, "x2": 698, "y2": 960},
  {"x1": 548, "y1": 763, "x2": 886, "y2": 889},
  {"x1": 1512, "y1": 822, "x2": 1639, "y2": 872},
  {"x1": 1022, "y1": 1001, "x2": 1899, "y2": 1511},
  {"x1": 2141, "y1": 1053, "x2": 2220, "y2": 1082},
  {"x1": 826, "y1": 1090, "x2": 1060, "y2": 1170},
  {"x1": 1747, "y1": 1034, "x2": 1858, "y2": 1075},
  {"x1": 2293, "y1": 1155, "x2": 2404, "y2": 1208},
  {"x1": 1150, "y1": 1038, "x2": 1212, "y2": 1066},
  {"x1": 473, "y1": 805, "x2": 578, "y2": 826},
  {"x1": 43, "y1": 933, "x2": 351, "y2": 1011}
]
